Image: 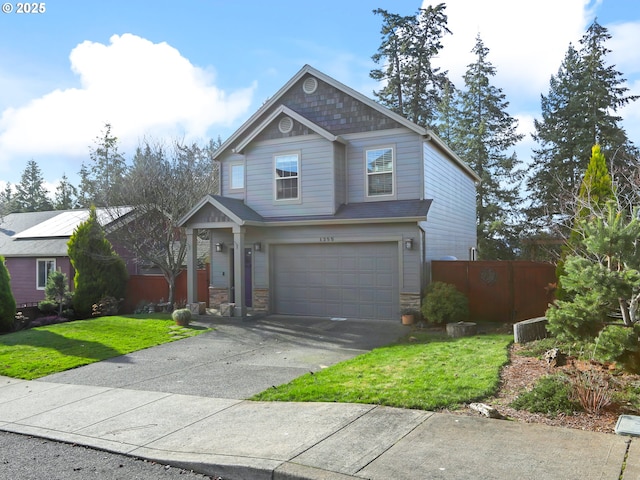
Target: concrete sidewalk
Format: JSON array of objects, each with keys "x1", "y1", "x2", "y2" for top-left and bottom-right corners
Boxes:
[{"x1": 0, "y1": 376, "x2": 634, "y2": 480}]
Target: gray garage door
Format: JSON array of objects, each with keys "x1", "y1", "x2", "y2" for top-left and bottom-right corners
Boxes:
[{"x1": 273, "y1": 242, "x2": 399, "y2": 320}]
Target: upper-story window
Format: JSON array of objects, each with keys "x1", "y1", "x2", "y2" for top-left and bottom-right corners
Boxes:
[
  {"x1": 274, "y1": 153, "x2": 299, "y2": 200},
  {"x1": 230, "y1": 163, "x2": 245, "y2": 190},
  {"x1": 366, "y1": 147, "x2": 394, "y2": 197},
  {"x1": 37, "y1": 258, "x2": 55, "y2": 290}
]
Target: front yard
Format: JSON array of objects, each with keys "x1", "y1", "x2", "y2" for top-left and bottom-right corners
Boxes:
[{"x1": 0, "y1": 314, "x2": 209, "y2": 379}]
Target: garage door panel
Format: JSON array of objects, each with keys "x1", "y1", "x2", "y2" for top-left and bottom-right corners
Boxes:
[{"x1": 273, "y1": 243, "x2": 399, "y2": 320}]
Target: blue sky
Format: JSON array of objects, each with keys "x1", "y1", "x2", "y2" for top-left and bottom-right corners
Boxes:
[{"x1": 1, "y1": 0, "x2": 639, "y2": 195}]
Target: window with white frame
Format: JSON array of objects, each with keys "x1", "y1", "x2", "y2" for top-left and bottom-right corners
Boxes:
[
  {"x1": 366, "y1": 147, "x2": 394, "y2": 197},
  {"x1": 37, "y1": 259, "x2": 56, "y2": 290},
  {"x1": 230, "y1": 163, "x2": 245, "y2": 190},
  {"x1": 274, "y1": 153, "x2": 299, "y2": 200}
]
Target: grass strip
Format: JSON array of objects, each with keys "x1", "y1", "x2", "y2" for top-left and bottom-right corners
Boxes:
[
  {"x1": 0, "y1": 314, "x2": 210, "y2": 379},
  {"x1": 253, "y1": 332, "x2": 512, "y2": 410}
]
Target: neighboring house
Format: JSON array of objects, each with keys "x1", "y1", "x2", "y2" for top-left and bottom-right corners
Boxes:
[
  {"x1": 0, "y1": 208, "x2": 134, "y2": 306},
  {"x1": 179, "y1": 65, "x2": 480, "y2": 320}
]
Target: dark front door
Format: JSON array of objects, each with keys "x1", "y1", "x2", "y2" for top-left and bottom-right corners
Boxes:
[{"x1": 230, "y1": 248, "x2": 252, "y2": 308}]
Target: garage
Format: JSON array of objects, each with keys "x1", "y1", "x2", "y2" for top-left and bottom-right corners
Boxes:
[{"x1": 272, "y1": 242, "x2": 399, "y2": 320}]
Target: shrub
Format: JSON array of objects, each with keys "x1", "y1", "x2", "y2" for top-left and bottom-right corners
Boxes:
[
  {"x1": 68, "y1": 206, "x2": 128, "y2": 318},
  {"x1": 594, "y1": 324, "x2": 640, "y2": 372},
  {"x1": 172, "y1": 308, "x2": 191, "y2": 325},
  {"x1": 43, "y1": 270, "x2": 72, "y2": 316},
  {"x1": 511, "y1": 375, "x2": 579, "y2": 416},
  {"x1": 568, "y1": 370, "x2": 612, "y2": 415},
  {"x1": 421, "y1": 282, "x2": 469, "y2": 324},
  {"x1": 92, "y1": 296, "x2": 121, "y2": 317},
  {"x1": 38, "y1": 299, "x2": 58, "y2": 314},
  {"x1": 0, "y1": 256, "x2": 16, "y2": 332}
]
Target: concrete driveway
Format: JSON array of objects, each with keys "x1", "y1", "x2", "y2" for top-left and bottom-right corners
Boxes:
[{"x1": 39, "y1": 315, "x2": 409, "y2": 399}]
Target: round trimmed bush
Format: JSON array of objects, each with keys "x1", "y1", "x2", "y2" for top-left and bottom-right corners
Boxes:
[
  {"x1": 421, "y1": 281, "x2": 469, "y2": 324},
  {"x1": 172, "y1": 308, "x2": 192, "y2": 326}
]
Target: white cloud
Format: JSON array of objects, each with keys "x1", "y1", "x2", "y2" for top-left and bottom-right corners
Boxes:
[
  {"x1": 431, "y1": 0, "x2": 594, "y2": 101},
  {"x1": 0, "y1": 34, "x2": 255, "y2": 167}
]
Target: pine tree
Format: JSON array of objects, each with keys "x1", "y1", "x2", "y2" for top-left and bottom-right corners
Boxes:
[
  {"x1": 67, "y1": 206, "x2": 128, "y2": 318},
  {"x1": 371, "y1": 4, "x2": 451, "y2": 128},
  {"x1": 0, "y1": 256, "x2": 16, "y2": 332},
  {"x1": 454, "y1": 34, "x2": 524, "y2": 259},
  {"x1": 14, "y1": 160, "x2": 53, "y2": 212},
  {"x1": 528, "y1": 20, "x2": 638, "y2": 230},
  {"x1": 54, "y1": 173, "x2": 79, "y2": 210}
]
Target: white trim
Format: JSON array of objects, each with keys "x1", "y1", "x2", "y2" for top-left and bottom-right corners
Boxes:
[
  {"x1": 365, "y1": 145, "x2": 396, "y2": 200},
  {"x1": 36, "y1": 258, "x2": 56, "y2": 290},
  {"x1": 273, "y1": 151, "x2": 301, "y2": 204}
]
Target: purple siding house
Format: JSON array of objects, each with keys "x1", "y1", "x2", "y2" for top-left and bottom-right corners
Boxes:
[{"x1": 0, "y1": 208, "x2": 135, "y2": 306}]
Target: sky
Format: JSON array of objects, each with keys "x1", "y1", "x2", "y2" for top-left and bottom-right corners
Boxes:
[{"x1": 0, "y1": 0, "x2": 639, "y2": 197}]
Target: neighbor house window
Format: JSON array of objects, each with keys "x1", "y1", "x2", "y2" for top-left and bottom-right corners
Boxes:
[
  {"x1": 230, "y1": 163, "x2": 245, "y2": 190},
  {"x1": 37, "y1": 259, "x2": 56, "y2": 290},
  {"x1": 274, "y1": 153, "x2": 299, "y2": 200},
  {"x1": 366, "y1": 147, "x2": 394, "y2": 197}
]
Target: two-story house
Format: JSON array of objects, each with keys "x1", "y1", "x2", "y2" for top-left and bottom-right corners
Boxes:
[{"x1": 179, "y1": 65, "x2": 479, "y2": 320}]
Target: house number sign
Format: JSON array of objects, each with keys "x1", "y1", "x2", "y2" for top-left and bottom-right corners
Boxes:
[{"x1": 320, "y1": 237, "x2": 335, "y2": 242}]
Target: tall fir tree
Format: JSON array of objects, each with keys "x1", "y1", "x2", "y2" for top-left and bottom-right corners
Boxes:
[
  {"x1": 54, "y1": 173, "x2": 79, "y2": 210},
  {"x1": 454, "y1": 34, "x2": 524, "y2": 259},
  {"x1": 78, "y1": 123, "x2": 127, "y2": 207},
  {"x1": 527, "y1": 20, "x2": 638, "y2": 231},
  {"x1": 14, "y1": 160, "x2": 52, "y2": 212},
  {"x1": 370, "y1": 4, "x2": 451, "y2": 128}
]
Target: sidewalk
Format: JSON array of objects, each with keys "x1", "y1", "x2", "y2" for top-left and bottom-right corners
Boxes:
[{"x1": 0, "y1": 376, "x2": 634, "y2": 480}]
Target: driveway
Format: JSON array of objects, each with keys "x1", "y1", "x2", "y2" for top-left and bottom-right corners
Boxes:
[{"x1": 39, "y1": 315, "x2": 408, "y2": 399}]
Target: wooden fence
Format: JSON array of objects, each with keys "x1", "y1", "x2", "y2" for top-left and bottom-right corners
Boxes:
[
  {"x1": 122, "y1": 268, "x2": 210, "y2": 313},
  {"x1": 431, "y1": 260, "x2": 556, "y2": 323}
]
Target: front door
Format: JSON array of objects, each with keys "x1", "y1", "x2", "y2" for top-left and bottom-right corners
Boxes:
[{"x1": 229, "y1": 248, "x2": 253, "y2": 308}]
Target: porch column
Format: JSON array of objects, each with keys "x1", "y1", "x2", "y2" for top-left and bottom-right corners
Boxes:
[
  {"x1": 186, "y1": 228, "x2": 198, "y2": 305},
  {"x1": 232, "y1": 225, "x2": 246, "y2": 317}
]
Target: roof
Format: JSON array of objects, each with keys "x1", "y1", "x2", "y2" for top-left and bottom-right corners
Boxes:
[
  {"x1": 0, "y1": 207, "x2": 132, "y2": 257},
  {"x1": 180, "y1": 196, "x2": 431, "y2": 228},
  {"x1": 212, "y1": 64, "x2": 479, "y2": 182}
]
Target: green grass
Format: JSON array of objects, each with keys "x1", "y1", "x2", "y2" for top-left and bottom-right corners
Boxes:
[
  {"x1": 0, "y1": 314, "x2": 210, "y2": 379},
  {"x1": 252, "y1": 332, "x2": 512, "y2": 410}
]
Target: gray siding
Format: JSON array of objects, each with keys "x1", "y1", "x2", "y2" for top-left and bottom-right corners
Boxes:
[
  {"x1": 422, "y1": 141, "x2": 477, "y2": 261},
  {"x1": 220, "y1": 152, "x2": 246, "y2": 199},
  {"x1": 345, "y1": 129, "x2": 423, "y2": 204},
  {"x1": 333, "y1": 142, "x2": 346, "y2": 210}
]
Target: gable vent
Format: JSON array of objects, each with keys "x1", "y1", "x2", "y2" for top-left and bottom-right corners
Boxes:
[
  {"x1": 302, "y1": 77, "x2": 318, "y2": 94},
  {"x1": 278, "y1": 116, "x2": 294, "y2": 133}
]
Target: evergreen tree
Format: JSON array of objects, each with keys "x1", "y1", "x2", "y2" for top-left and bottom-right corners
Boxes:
[
  {"x1": 433, "y1": 79, "x2": 460, "y2": 144},
  {"x1": 54, "y1": 173, "x2": 79, "y2": 210},
  {"x1": 67, "y1": 206, "x2": 128, "y2": 318},
  {"x1": 14, "y1": 160, "x2": 53, "y2": 212},
  {"x1": 371, "y1": 4, "x2": 451, "y2": 128},
  {"x1": 454, "y1": 34, "x2": 524, "y2": 259},
  {"x1": 528, "y1": 20, "x2": 638, "y2": 230},
  {"x1": 0, "y1": 256, "x2": 15, "y2": 332},
  {"x1": 43, "y1": 270, "x2": 72, "y2": 316},
  {"x1": 0, "y1": 183, "x2": 16, "y2": 216},
  {"x1": 78, "y1": 123, "x2": 127, "y2": 207}
]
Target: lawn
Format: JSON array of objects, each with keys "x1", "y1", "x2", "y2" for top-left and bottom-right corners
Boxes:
[
  {"x1": 253, "y1": 332, "x2": 513, "y2": 410},
  {"x1": 0, "y1": 314, "x2": 210, "y2": 380}
]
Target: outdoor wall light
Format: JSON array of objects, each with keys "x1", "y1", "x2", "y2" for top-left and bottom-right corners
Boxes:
[
  {"x1": 404, "y1": 238, "x2": 414, "y2": 250},
  {"x1": 254, "y1": 242, "x2": 262, "y2": 252},
  {"x1": 215, "y1": 242, "x2": 224, "y2": 253}
]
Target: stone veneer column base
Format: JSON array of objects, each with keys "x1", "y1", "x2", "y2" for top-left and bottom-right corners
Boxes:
[
  {"x1": 209, "y1": 287, "x2": 228, "y2": 308},
  {"x1": 400, "y1": 293, "x2": 421, "y2": 313},
  {"x1": 252, "y1": 288, "x2": 269, "y2": 312}
]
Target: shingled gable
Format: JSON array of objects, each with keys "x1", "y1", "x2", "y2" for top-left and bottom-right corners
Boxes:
[{"x1": 211, "y1": 64, "x2": 478, "y2": 182}]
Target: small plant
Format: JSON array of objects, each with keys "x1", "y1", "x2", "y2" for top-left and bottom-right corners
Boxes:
[
  {"x1": 568, "y1": 370, "x2": 612, "y2": 415},
  {"x1": 172, "y1": 308, "x2": 191, "y2": 326},
  {"x1": 511, "y1": 375, "x2": 579, "y2": 416},
  {"x1": 421, "y1": 282, "x2": 469, "y2": 324},
  {"x1": 92, "y1": 296, "x2": 121, "y2": 317},
  {"x1": 38, "y1": 299, "x2": 58, "y2": 315}
]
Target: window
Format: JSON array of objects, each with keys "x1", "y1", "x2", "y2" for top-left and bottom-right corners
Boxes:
[
  {"x1": 275, "y1": 153, "x2": 299, "y2": 200},
  {"x1": 37, "y1": 259, "x2": 55, "y2": 290},
  {"x1": 230, "y1": 163, "x2": 244, "y2": 190},
  {"x1": 366, "y1": 147, "x2": 394, "y2": 197}
]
